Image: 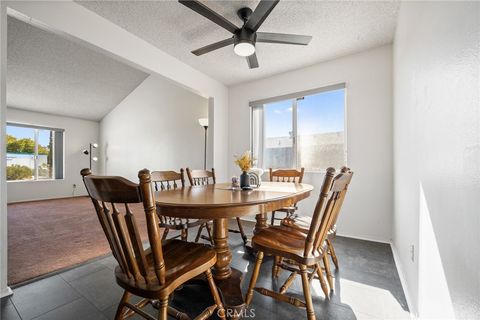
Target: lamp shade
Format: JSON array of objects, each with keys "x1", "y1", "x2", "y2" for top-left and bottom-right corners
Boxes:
[{"x1": 198, "y1": 118, "x2": 209, "y2": 127}]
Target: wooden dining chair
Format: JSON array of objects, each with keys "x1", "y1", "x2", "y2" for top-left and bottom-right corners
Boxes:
[
  {"x1": 269, "y1": 168, "x2": 305, "y2": 225},
  {"x1": 151, "y1": 169, "x2": 213, "y2": 244},
  {"x1": 281, "y1": 166, "x2": 353, "y2": 270},
  {"x1": 81, "y1": 168, "x2": 225, "y2": 320},
  {"x1": 186, "y1": 168, "x2": 249, "y2": 245},
  {"x1": 186, "y1": 168, "x2": 216, "y2": 186},
  {"x1": 245, "y1": 168, "x2": 353, "y2": 320}
]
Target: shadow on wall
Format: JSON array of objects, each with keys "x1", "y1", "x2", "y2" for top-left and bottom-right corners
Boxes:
[{"x1": 419, "y1": 177, "x2": 480, "y2": 319}]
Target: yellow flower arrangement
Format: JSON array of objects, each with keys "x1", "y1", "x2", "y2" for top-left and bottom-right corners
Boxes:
[{"x1": 234, "y1": 151, "x2": 255, "y2": 172}]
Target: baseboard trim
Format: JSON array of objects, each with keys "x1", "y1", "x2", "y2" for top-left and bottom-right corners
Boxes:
[
  {"x1": 237, "y1": 220, "x2": 392, "y2": 244},
  {"x1": 336, "y1": 232, "x2": 390, "y2": 244},
  {"x1": 0, "y1": 286, "x2": 13, "y2": 298},
  {"x1": 7, "y1": 194, "x2": 88, "y2": 205},
  {"x1": 390, "y1": 243, "x2": 416, "y2": 319}
]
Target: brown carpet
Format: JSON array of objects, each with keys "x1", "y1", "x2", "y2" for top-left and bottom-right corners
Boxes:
[{"x1": 7, "y1": 197, "x2": 149, "y2": 285}]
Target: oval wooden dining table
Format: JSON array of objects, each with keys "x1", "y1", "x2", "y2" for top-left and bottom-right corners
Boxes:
[{"x1": 155, "y1": 181, "x2": 314, "y2": 316}]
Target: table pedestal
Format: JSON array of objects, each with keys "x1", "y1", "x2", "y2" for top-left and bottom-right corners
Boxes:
[
  {"x1": 210, "y1": 218, "x2": 245, "y2": 318},
  {"x1": 210, "y1": 215, "x2": 270, "y2": 319},
  {"x1": 245, "y1": 213, "x2": 269, "y2": 255}
]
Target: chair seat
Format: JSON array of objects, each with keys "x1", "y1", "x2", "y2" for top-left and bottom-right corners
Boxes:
[
  {"x1": 281, "y1": 215, "x2": 337, "y2": 238},
  {"x1": 115, "y1": 239, "x2": 216, "y2": 298},
  {"x1": 252, "y1": 226, "x2": 325, "y2": 266}
]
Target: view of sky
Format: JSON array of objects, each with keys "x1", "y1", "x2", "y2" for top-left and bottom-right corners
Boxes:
[
  {"x1": 8, "y1": 89, "x2": 345, "y2": 150},
  {"x1": 264, "y1": 89, "x2": 345, "y2": 138},
  {"x1": 7, "y1": 125, "x2": 51, "y2": 147}
]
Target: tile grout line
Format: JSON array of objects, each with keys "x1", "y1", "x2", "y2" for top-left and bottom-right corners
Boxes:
[
  {"x1": 29, "y1": 297, "x2": 85, "y2": 320},
  {"x1": 58, "y1": 261, "x2": 109, "y2": 283},
  {"x1": 9, "y1": 297, "x2": 24, "y2": 320},
  {"x1": 60, "y1": 258, "x2": 128, "y2": 318},
  {"x1": 61, "y1": 270, "x2": 110, "y2": 316},
  {"x1": 10, "y1": 253, "x2": 112, "y2": 289},
  {"x1": 9, "y1": 275, "x2": 87, "y2": 320}
]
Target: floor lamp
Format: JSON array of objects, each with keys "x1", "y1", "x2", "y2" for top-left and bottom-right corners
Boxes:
[
  {"x1": 198, "y1": 118, "x2": 208, "y2": 170},
  {"x1": 82, "y1": 143, "x2": 98, "y2": 170}
]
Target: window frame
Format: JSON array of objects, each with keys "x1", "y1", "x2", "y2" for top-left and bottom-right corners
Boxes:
[
  {"x1": 6, "y1": 122, "x2": 65, "y2": 182},
  {"x1": 249, "y1": 83, "x2": 348, "y2": 173}
]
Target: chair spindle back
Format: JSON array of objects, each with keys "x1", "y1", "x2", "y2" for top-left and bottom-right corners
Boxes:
[
  {"x1": 81, "y1": 168, "x2": 166, "y2": 285},
  {"x1": 151, "y1": 169, "x2": 188, "y2": 227},
  {"x1": 303, "y1": 167, "x2": 353, "y2": 257},
  {"x1": 269, "y1": 168, "x2": 305, "y2": 183},
  {"x1": 151, "y1": 169, "x2": 185, "y2": 191},
  {"x1": 186, "y1": 168, "x2": 216, "y2": 186}
]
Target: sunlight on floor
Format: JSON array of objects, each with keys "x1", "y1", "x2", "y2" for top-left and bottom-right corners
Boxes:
[{"x1": 312, "y1": 277, "x2": 411, "y2": 319}]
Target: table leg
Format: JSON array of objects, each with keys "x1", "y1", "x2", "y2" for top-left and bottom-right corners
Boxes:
[
  {"x1": 254, "y1": 212, "x2": 269, "y2": 234},
  {"x1": 245, "y1": 213, "x2": 269, "y2": 254},
  {"x1": 212, "y1": 218, "x2": 245, "y2": 318},
  {"x1": 212, "y1": 218, "x2": 232, "y2": 279}
]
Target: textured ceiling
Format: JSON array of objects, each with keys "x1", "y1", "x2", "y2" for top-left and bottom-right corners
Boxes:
[
  {"x1": 7, "y1": 16, "x2": 149, "y2": 121},
  {"x1": 77, "y1": 0, "x2": 399, "y2": 86}
]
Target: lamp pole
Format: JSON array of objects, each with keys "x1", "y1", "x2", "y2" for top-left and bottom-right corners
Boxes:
[
  {"x1": 89, "y1": 143, "x2": 93, "y2": 170},
  {"x1": 198, "y1": 118, "x2": 209, "y2": 170},
  {"x1": 203, "y1": 125, "x2": 208, "y2": 170},
  {"x1": 88, "y1": 143, "x2": 98, "y2": 170}
]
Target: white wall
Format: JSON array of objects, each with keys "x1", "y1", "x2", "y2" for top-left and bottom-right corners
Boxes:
[
  {"x1": 393, "y1": 2, "x2": 480, "y2": 318},
  {"x1": 0, "y1": 1, "x2": 11, "y2": 298},
  {"x1": 1, "y1": 1, "x2": 230, "y2": 295},
  {"x1": 6, "y1": 108, "x2": 99, "y2": 202},
  {"x1": 6, "y1": 1, "x2": 229, "y2": 182},
  {"x1": 100, "y1": 74, "x2": 209, "y2": 181},
  {"x1": 229, "y1": 45, "x2": 393, "y2": 242}
]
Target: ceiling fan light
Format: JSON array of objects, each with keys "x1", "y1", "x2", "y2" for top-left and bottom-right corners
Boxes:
[{"x1": 234, "y1": 42, "x2": 255, "y2": 57}]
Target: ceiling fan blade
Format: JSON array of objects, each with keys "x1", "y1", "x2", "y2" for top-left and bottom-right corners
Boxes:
[
  {"x1": 179, "y1": 0, "x2": 238, "y2": 34},
  {"x1": 246, "y1": 53, "x2": 259, "y2": 69},
  {"x1": 192, "y1": 38, "x2": 234, "y2": 56},
  {"x1": 245, "y1": 0, "x2": 279, "y2": 32},
  {"x1": 257, "y1": 32, "x2": 312, "y2": 45}
]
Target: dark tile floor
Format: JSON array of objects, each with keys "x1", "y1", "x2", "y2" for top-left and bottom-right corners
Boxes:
[{"x1": 1, "y1": 221, "x2": 410, "y2": 320}]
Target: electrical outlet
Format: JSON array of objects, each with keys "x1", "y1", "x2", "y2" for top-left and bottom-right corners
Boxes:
[{"x1": 410, "y1": 244, "x2": 415, "y2": 262}]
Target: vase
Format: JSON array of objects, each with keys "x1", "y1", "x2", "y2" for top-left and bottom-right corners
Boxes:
[{"x1": 240, "y1": 171, "x2": 250, "y2": 189}]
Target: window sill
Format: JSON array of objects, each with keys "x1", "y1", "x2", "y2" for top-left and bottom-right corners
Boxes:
[
  {"x1": 7, "y1": 179, "x2": 64, "y2": 183},
  {"x1": 304, "y1": 170, "x2": 330, "y2": 174}
]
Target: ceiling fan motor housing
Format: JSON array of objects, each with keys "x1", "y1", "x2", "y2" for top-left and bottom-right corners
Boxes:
[{"x1": 234, "y1": 28, "x2": 257, "y2": 46}]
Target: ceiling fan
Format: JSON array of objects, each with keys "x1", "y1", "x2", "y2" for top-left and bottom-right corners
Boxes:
[{"x1": 178, "y1": 0, "x2": 312, "y2": 69}]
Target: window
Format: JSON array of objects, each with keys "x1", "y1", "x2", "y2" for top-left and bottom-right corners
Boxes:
[
  {"x1": 251, "y1": 84, "x2": 346, "y2": 171},
  {"x1": 6, "y1": 123, "x2": 64, "y2": 181}
]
